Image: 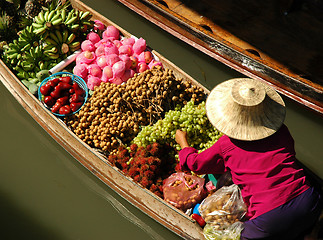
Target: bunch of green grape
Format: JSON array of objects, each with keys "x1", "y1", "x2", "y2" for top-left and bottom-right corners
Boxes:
[{"x1": 132, "y1": 100, "x2": 222, "y2": 152}]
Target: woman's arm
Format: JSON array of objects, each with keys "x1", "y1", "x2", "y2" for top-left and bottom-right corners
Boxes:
[{"x1": 175, "y1": 130, "x2": 226, "y2": 175}]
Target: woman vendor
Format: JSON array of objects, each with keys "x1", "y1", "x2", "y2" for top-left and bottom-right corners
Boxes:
[{"x1": 175, "y1": 78, "x2": 322, "y2": 239}]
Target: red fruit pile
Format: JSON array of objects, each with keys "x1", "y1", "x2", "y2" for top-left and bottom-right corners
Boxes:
[
  {"x1": 39, "y1": 76, "x2": 86, "y2": 115},
  {"x1": 108, "y1": 142, "x2": 180, "y2": 198}
]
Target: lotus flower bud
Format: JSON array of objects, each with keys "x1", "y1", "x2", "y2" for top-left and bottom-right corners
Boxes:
[
  {"x1": 122, "y1": 37, "x2": 135, "y2": 46},
  {"x1": 87, "y1": 75, "x2": 102, "y2": 90},
  {"x1": 73, "y1": 63, "x2": 88, "y2": 80},
  {"x1": 121, "y1": 69, "x2": 135, "y2": 82},
  {"x1": 104, "y1": 42, "x2": 119, "y2": 55},
  {"x1": 76, "y1": 51, "x2": 95, "y2": 64},
  {"x1": 102, "y1": 25, "x2": 120, "y2": 40},
  {"x1": 102, "y1": 66, "x2": 113, "y2": 82},
  {"x1": 110, "y1": 77, "x2": 123, "y2": 85},
  {"x1": 119, "y1": 54, "x2": 131, "y2": 69},
  {"x1": 118, "y1": 45, "x2": 133, "y2": 56},
  {"x1": 88, "y1": 64, "x2": 102, "y2": 78},
  {"x1": 113, "y1": 40, "x2": 122, "y2": 48},
  {"x1": 96, "y1": 55, "x2": 108, "y2": 69},
  {"x1": 81, "y1": 40, "x2": 95, "y2": 52},
  {"x1": 94, "y1": 20, "x2": 105, "y2": 31},
  {"x1": 95, "y1": 45, "x2": 105, "y2": 57},
  {"x1": 133, "y1": 37, "x2": 146, "y2": 55},
  {"x1": 112, "y1": 61, "x2": 126, "y2": 78},
  {"x1": 86, "y1": 32, "x2": 101, "y2": 44},
  {"x1": 106, "y1": 54, "x2": 120, "y2": 66}
]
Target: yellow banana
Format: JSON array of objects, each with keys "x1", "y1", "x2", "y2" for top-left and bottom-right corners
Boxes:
[
  {"x1": 44, "y1": 11, "x2": 49, "y2": 22},
  {"x1": 66, "y1": 16, "x2": 78, "y2": 25},
  {"x1": 47, "y1": 10, "x2": 56, "y2": 22}
]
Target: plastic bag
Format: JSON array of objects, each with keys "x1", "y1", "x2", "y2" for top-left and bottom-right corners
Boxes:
[
  {"x1": 199, "y1": 184, "x2": 246, "y2": 229},
  {"x1": 203, "y1": 221, "x2": 244, "y2": 240},
  {"x1": 163, "y1": 172, "x2": 207, "y2": 211}
]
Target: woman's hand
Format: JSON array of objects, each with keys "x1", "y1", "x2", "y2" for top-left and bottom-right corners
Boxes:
[{"x1": 175, "y1": 129, "x2": 190, "y2": 149}]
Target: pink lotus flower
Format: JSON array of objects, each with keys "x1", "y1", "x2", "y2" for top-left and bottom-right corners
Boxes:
[
  {"x1": 73, "y1": 63, "x2": 88, "y2": 80},
  {"x1": 138, "y1": 51, "x2": 153, "y2": 64},
  {"x1": 133, "y1": 37, "x2": 146, "y2": 55},
  {"x1": 96, "y1": 55, "x2": 108, "y2": 69},
  {"x1": 121, "y1": 69, "x2": 135, "y2": 82},
  {"x1": 122, "y1": 37, "x2": 135, "y2": 46},
  {"x1": 110, "y1": 77, "x2": 123, "y2": 85},
  {"x1": 104, "y1": 42, "x2": 119, "y2": 55},
  {"x1": 95, "y1": 45, "x2": 105, "y2": 57},
  {"x1": 102, "y1": 65, "x2": 113, "y2": 82},
  {"x1": 86, "y1": 32, "x2": 101, "y2": 44},
  {"x1": 76, "y1": 51, "x2": 95, "y2": 64},
  {"x1": 87, "y1": 75, "x2": 102, "y2": 90},
  {"x1": 106, "y1": 54, "x2": 120, "y2": 66},
  {"x1": 113, "y1": 40, "x2": 122, "y2": 48},
  {"x1": 136, "y1": 62, "x2": 148, "y2": 73},
  {"x1": 118, "y1": 45, "x2": 133, "y2": 56},
  {"x1": 119, "y1": 54, "x2": 131, "y2": 69},
  {"x1": 94, "y1": 20, "x2": 105, "y2": 31},
  {"x1": 81, "y1": 40, "x2": 95, "y2": 52},
  {"x1": 88, "y1": 64, "x2": 102, "y2": 78},
  {"x1": 102, "y1": 25, "x2": 120, "y2": 40},
  {"x1": 112, "y1": 60, "x2": 126, "y2": 78}
]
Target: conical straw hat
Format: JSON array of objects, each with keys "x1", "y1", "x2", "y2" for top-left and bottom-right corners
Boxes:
[{"x1": 206, "y1": 78, "x2": 286, "y2": 141}]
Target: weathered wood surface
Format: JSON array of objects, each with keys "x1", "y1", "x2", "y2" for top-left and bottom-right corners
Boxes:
[
  {"x1": 0, "y1": 0, "x2": 206, "y2": 238},
  {"x1": 118, "y1": 0, "x2": 323, "y2": 115}
]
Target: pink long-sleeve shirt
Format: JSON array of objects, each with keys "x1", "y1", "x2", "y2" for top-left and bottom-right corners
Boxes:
[{"x1": 178, "y1": 124, "x2": 310, "y2": 219}]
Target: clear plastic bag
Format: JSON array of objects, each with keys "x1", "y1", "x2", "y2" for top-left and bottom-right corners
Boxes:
[
  {"x1": 203, "y1": 221, "x2": 244, "y2": 240},
  {"x1": 163, "y1": 172, "x2": 207, "y2": 211},
  {"x1": 199, "y1": 184, "x2": 246, "y2": 229}
]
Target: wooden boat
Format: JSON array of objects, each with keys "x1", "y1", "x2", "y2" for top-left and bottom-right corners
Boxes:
[
  {"x1": 117, "y1": 0, "x2": 323, "y2": 116},
  {"x1": 0, "y1": 0, "x2": 209, "y2": 239},
  {"x1": 1, "y1": 1, "x2": 322, "y2": 239}
]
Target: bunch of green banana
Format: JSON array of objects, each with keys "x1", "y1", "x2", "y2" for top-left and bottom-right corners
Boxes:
[
  {"x1": 63, "y1": 9, "x2": 94, "y2": 36},
  {"x1": 2, "y1": 39, "x2": 22, "y2": 68},
  {"x1": 43, "y1": 28, "x2": 81, "y2": 60},
  {"x1": 32, "y1": 9, "x2": 63, "y2": 35},
  {"x1": 17, "y1": 25, "x2": 41, "y2": 51}
]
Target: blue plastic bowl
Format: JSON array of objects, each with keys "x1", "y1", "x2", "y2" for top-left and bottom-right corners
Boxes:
[{"x1": 38, "y1": 72, "x2": 88, "y2": 117}]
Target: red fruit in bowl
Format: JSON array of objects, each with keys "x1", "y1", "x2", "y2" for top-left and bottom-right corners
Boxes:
[
  {"x1": 48, "y1": 78, "x2": 60, "y2": 88},
  {"x1": 44, "y1": 96, "x2": 55, "y2": 107},
  {"x1": 57, "y1": 96, "x2": 69, "y2": 105},
  {"x1": 40, "y1": 84, "x2": 52, "y2": 96},
  {"x1": 59, "y1": 76, "x2": 72, "y2": 85},
  {"x1": 70, "y1": 102, "x2": 83, "y2": 112},
  {"x1": 51, "y1": 101, "x2": 62, "y2": 113},
  {"x1": 69, "y1": 93, "x2": 84, "y2": 103},
  {"x1": 50, "y1": 87, "x2": 61, "y2": 99},
  {"x1": 59, "y1": 105, "x2": 71, "y2": 115}
]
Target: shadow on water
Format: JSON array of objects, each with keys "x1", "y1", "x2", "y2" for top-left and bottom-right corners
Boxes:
[{"x1": 0, "y1": 191, "x2": 62, "y2": 240}]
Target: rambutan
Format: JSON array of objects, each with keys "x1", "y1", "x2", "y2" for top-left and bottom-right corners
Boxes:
[
  {"x1": 140, "y1": 176, "x2": 150, "y2": 188},
  {"x1": 133, "y1": 175, "x2": 141, "y2": 182},
  {"x1": 130, "y1": 143, "x2": 138, "y2": 152},
  {"x1": 140, "y1": 164, "x2": 149, "y2": 172},
  {"x1": 150, "y1": 165, "x2": 157, "y2": 171},
  {"x1": 121, "y1": 162, "x2": 128, "y2": 170},
  {"x1": 128, "y1": 167, "x2": 139, "y2": 178},
  {"x1": 143, "y1": 170, "x2": 154, "y2": 179},
  {"x1": 149, "y1": 184, "x2": 158, "y2": 192},
  {"x1": 146, "y1": 144, "x2": 152, "y2": 151}
]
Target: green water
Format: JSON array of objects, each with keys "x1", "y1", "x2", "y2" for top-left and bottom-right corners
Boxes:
[{"x1": 0, "y1": 0, "x2": 322, "y2": 239}]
